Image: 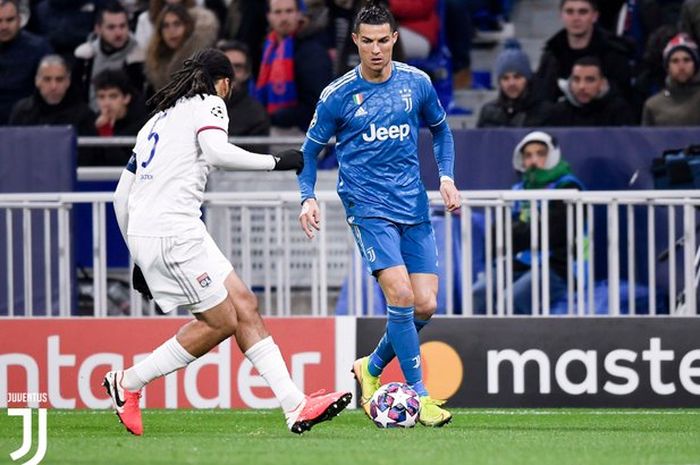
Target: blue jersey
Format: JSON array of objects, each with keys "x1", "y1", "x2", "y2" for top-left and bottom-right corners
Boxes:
[{"x1": 298, "y1": 62, "x2": 454, "y2": 224}]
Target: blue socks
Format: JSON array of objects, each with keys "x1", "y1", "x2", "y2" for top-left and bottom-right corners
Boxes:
[{"x1": 368, "y1": 306, "x2": 429, "y2": 396}]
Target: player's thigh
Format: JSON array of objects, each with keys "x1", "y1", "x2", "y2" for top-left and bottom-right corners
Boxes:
[
  {"x1": 400, "y1": 221, "x2": 439, "y2": 276},
  {"x1": 129, "y1": 233, "x2": 232, "y2": 314},
  {"x1": 347, "y1": 216, "x2": 404, "y2": 274}
]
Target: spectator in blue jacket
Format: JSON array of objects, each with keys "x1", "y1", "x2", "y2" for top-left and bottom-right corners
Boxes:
[{"x1": 0, "y1": 0, "x2": 52, "y2": 124}]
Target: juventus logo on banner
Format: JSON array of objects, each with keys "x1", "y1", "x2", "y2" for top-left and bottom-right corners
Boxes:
[{"x1": 7, "y1": 409, "x2": 47, "y2": 465}]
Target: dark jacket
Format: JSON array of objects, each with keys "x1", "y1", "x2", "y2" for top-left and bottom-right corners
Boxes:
[
  {"x1": 268, "y1": 34, "x2": 333, "y2": 131},
  {"x1": 546, "y1": 86, "x2": 637, "y2": 127},
  {"x1": 73, "y1": 36, "x2": 145, "y2": 111},
  {"x1": 9, "y1": 87, "x2": 96, "y2": 134},
  {"x1": 535, "y1": 26, "x2": 634, "y2": 102},
  {"x1": 477, "y1": 85, "x2": 554, "y2": 128},
  {"x1": 0, "y1": 30, "x2": 53, "y2": 124},
  {"x1": 511, "y1": 175, "x2": 585, "y2": 278},
  {"x1": 89, "y1": 95, "x2": 148, "y2": 166},
  {"x1": 227, "y1": 83, "x2": 270, "y2": 137},
  {"x1": 31, "y1": 0, "x2": 98, "y2": 58}
]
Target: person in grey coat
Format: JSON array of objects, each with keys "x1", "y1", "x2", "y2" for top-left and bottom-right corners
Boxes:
[{"x1": 642, "y1": 32, "x2": 700, "y2": 126}]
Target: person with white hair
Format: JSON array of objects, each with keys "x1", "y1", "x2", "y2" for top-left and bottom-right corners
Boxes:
[{"x1": 472, "y1": 131, "x2": 585, "y2": 315}]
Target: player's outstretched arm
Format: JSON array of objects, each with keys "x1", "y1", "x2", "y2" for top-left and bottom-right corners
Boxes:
[
  {"x1": 299, "y1": 198, "x2": 321, "y2": 239},
  {"x1": 199, "y1": 129, "x2": 276, "y2": 170}
]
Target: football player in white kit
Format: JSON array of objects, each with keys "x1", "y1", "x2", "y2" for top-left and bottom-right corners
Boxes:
[{"x1": 104, "y1": 48, "x2": 351, "y2": 436}]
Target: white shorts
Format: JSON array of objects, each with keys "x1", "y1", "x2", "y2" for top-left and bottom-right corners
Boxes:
[{"x1": 128, "y1": 232, "x2": 233, "y2": 313}]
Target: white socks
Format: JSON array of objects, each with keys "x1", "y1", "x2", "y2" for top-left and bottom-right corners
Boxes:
[
  {"x1": 122, "y1": 336, "x2": 196, "y2": 391},
  {"x1": 245, "y1": 336, "x2": 305, "y2": 414}
]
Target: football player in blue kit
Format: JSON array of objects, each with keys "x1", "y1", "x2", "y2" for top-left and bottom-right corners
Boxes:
[{"x1": 297, "y1": 0, "x2": 460, "y2": 427}]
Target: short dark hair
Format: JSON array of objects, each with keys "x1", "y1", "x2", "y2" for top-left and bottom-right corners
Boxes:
[
  {"x1": 560, "y1": 0, "x2": 598, "y2": 10},
  {"x1": 96, "y1": 0, "x2": 127, "y2": 26},
  {"x1": 93, "y1": 69, "x2": 132, "y2": 95},
  {"x1": 0, "y1": 0, "x2": 20, "y2": 12},
  {"x1": 573, "y1": 55, "x2": 603, "y2": 71},
  {"x1": 353, "y1": 0, "x2": 397, "y2": 34},
  {"x1": 217, "y1": 40, "x2": 251, "y2": 71},
  {"x1": 266, "y1": 0, "x2": 301, "y2": 12}
]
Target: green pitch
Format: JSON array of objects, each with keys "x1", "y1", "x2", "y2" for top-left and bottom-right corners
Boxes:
[{"x1": 1, "y1": 409, "x2": 699, "y2": 465}]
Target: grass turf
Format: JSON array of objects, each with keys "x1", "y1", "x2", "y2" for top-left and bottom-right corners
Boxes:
[{"x1": 1, "y1": 409, "x2": 699, "y2": 465}]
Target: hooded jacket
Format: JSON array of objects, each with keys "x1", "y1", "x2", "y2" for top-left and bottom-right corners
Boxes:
[
  {"x1": 510, "y1": 132, "x2": 585, "y2": 278},
  {"x1": 545, "y1": 78, "x2": 637, "y2": 126},
  {"x1": 642, "y1": 72, "x2": 700, "y2": 126}
]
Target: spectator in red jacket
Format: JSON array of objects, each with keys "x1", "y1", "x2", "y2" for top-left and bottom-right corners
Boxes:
[{"x1": 388, "y1": 0, "x2": 439, "y2": 59}]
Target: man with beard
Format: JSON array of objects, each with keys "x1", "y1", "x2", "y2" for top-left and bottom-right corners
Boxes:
[
  {"x1": 546, "y1": 56, "x2": 636, "y2": 126},
  {"x1": 73, "y1": 1, "x2": 144, "y2": 112}
]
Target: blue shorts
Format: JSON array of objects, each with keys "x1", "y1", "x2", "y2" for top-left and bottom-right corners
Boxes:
[{"x1": 347, "y1": 216, "x2": 438, "y2": 275}]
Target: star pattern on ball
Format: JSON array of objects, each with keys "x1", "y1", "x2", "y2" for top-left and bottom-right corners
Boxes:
[
  {"x1": 390, "y1": 388, "x2": 415, "y2": 408},
  {"x1": 372, "y1": 403, "x2": 394, "y2": 428}
]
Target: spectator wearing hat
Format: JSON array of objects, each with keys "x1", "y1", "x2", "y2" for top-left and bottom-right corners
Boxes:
[
  {"x1": 471, "y1": 131, "x2": 585, "y2": 315},
  {"x1": 546, "y1": 55, "x2": 636, "y2": 126},
  {"x1": 477, "y1": 39, "x2": 553, "y2": 128},
  {"x1": 642, "y1": 33, "x2": 700, "y2": 126}
]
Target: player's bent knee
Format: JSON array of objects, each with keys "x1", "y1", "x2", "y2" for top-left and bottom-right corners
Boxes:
[
  {"x1": 230, "y1": 288, "x2": 259, "y2": 316},
  {"x1": 414, "y1": 294, "x2": 437, "y2": 318},
  {"x1": 385, "y1": 283, "x2": 415, "y2": 307}
]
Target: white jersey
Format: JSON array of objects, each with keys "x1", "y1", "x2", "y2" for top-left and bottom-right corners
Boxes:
[{"x1": 127, "y1": 94, "x2": 229, "y2": 237}]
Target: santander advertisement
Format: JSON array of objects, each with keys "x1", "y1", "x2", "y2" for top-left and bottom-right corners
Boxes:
[{"x1": 0, "y1": 318, "x2": 335, "y2": 409}]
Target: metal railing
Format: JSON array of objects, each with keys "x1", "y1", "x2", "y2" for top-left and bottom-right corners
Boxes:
[{"x1": 1, "y1": 190, "x2": 698, "y2": 317}]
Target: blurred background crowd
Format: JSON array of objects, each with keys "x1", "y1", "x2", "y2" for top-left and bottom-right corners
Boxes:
[{"x1": 1, "y1": 0, "x2": 699, "y2": 167}]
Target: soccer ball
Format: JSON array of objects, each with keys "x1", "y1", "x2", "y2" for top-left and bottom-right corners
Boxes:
[{"x1": 369, "y1": 382, "x2": 421, "y2": 428}]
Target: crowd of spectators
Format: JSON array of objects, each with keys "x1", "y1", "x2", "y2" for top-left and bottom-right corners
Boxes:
[{"x1": 1, "y1": 0, "x2": 699, "y2": 167}]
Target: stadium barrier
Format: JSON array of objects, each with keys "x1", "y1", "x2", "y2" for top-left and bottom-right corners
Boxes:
[
  {"x1": 2, "y1": 316, "x2": 699, "y2": 409},
  {"x1": 0, "y1": 190, "x2": 699, "y2": 317}
]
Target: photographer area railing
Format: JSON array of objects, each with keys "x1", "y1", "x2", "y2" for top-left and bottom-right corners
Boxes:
[{"x1": 1, "y1": 190, "x2": 699, "y2": 317}]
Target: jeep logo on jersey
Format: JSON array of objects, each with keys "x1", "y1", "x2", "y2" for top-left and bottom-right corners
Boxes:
[{"x1": 361, "y1": 123, "x2": 410, "y2": 142}]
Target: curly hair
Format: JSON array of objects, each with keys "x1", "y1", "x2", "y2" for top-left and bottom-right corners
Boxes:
[{"x1": 147, "y1": 48, "x2": 234, "y2": 114}]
